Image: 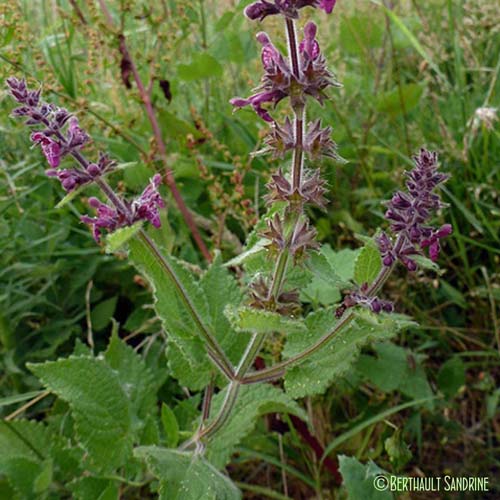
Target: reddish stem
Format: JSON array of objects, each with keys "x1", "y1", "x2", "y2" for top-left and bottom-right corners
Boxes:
[{"x1": 97, "y1": 0, "x2": 211, "y2": 262}]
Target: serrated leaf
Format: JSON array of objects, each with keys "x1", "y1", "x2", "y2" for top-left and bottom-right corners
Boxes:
[
  {"x1": 28, "y1": 356, "x2": 132, "y2": 472},
  {"x1": 284, "y1": 309, "x2": 415, "y2": 398},
  {"x1": 356, "y1": 342, "x2": 433, "y2": 402},
  {"x1": 104, "y1": 331, "x2": 157, "y2": 425},
  {"x1": 200, "y1": 253, "x2": 246, "y2": 364},
  {"x1": 206, "y1": 384, "x2": 307, "y2": 468},
  {"x1": 302, "y1": 245, "x2": 359, "y2": 305},
  {"x1": 128, "y1": 237, "x2": 213, "y2": 390},
  {"x1": 69, "y1": 477, "x2": 118, "y2": 500},
  {"x1": 105, "y1": 222, "x2": 143, "y2": 253},
  {"x1": 307, "y1": 250, "x2": 350, "y2": 288},
  {"x1": 0, "y1": 420, "x2": 53, "y2": 498},
  {"x1": 134, "y1": 447, "x2": 241, "y2": 500},
  {"x1": 225, "y1": 306, "x2": 306, "y2": 335},
  {"x1": 339, "y1": 455, "x2": 392, "y2": 500},
  {"x1": 354, "y1": 244, "x2": 382, "y2": 285},
  {"x1": 161, "y1": 404, "x2": 179, "y2": 448},
  {"x1": 33, "y1": 459, "x2": 53, "y2": 493}
]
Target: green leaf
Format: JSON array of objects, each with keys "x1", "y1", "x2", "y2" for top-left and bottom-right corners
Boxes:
[
  {"x1": 439, "y1": 281, "x2": 467, "y2": 309},
  {"x1": 28, "y1": 356, "x2": 132, "y2": 472},
  {"x1": 33, "y1": 459, "x2": 53, "y2": 494},
  {"x1": 339, "y1": 455, "x2": 393, "y2": 500},
  {"x1": 284, "y1": 309, "x2": 415, "y2": 398},
  {"x1": 437, "y1": 357, "x2": 466, "y2": 398},
  {"x1": 376, "y1": 84, "x2": 424, "y2": 116},
  {"x1": 215, "y1": 11, "x2": 235, "y2": 32},
  {"x1": 158, "y1": 110, "x2": 202, "y2": 141},
  {"x1": 385, "y1": 430, "x2": 412, "y2": 471},
  {"x1": 307, "y1": 250, "x2": 351, "y2": 287},
  {"x1": 200, "y1": 253, "x2": 246, "y2": 364},
  {"x1": 0, "y1": 420, "x2": 53, "y2": 498},
  {"x1": 128, "y1": 237, "x2": 212, "y2": 390},
  {"x1": 161, "y1": 403, "x2": 179, "y2": 448},
  {"x1": 55, "y1": 184, "x2": 86, "y2": 208},
  {"x1": 225, "y1": 306, "x2": 306, "y2": 335},
  {"x1": 356, "y1": 342, "x2": 434, "y2": 402},
  {"x1": 339, "y1": 14, "x2": 384, "y2": 55},
  {"x1": 206, "y1": 384, "x2": 307, "y2": 468},
  {"x1": 134, "y1": 447, "x2": 241, "y2": 500},
  {"x1": 412, "y1": 254, "x2": 440, "y2": 271},
  {"x1": 105, "y1": 222, "x2": 143, "y2": 253},
  {"x1": 104, "y1": 331, "x2": 157, "y2": 424},
  {"x1": 69, "y1": 477, "x2": 118, "y2": 500},
  {"x1": 90, "y1": 296, "x2": 118, "y2": 331},
  {"x1": 354, "y1": 244, "x2": 382, "y2": 285},
  {"x1": 177, "y1": 53, "x2": 223, "y2": 81},
  {"x1": 224, "y1": 238, "x2": 268, "y2": 268}
]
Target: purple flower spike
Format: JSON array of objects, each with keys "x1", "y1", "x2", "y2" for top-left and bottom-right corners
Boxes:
[
  {"x1": 81, "y1": 175, "x2": 165, "y2": 242},
  {"x1": 380, "y1": 149, "x2": 452, "y2": 270}
]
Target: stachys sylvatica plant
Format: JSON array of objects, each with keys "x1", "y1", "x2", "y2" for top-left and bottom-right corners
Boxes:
[{"x1": 5, "y1": 1, "x2": 452, "y2": 497}]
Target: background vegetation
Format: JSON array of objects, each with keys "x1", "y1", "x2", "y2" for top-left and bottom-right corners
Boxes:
[{"x1": 0, "y1": 0, "x2": 498, "y2": 498}]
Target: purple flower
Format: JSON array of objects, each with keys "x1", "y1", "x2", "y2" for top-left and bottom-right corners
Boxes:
[
  {"x1": 421, "y1": 224, "x2": 452, "y2": 262},
  {"x1": 343, "y1": 283, "x2": 394, "y2": 315},
  {"x1": 380, "y1": 149, "x2": 452, "y2": 270},
  {"x1": 6, "y1": 78, "x2": 165, "y2": 243},
  {"x1": 81, "y1": 198, "x2": 126, "y2": 242},
  {"x1": 81, "y1": 174, "x2": 165, "y2": 242},
  {"x1": 230, "y1": 25, "x2": 336, "y2": 122},
  {"x1": 132, "y1": 174, "x2": 165, "y2": 228},
  {"x1": 319, "y1": 0, "x2": 336, "y2": 14},
  {"x1": 244, "y1": 0, "x2": 337, "y2": 21},
  {"x1": 67, "y1": 117, "x2": 90, "y2": 149},
  {"x1": 264, "y1": 167, "x2": 327, "y2": 209},
  {"x1": 31, "y1": 132, "x2": 62, "y2": 168}
]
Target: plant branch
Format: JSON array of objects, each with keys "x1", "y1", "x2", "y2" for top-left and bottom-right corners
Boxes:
[
  {"x1": 97, "y1": 0, "x2": 212, "y2": 262},
  {"x1": 242, "y1": 256, "x2": 399, "y2": 384},
  {"x1": 52, "y1": 134, "x2": 234, "y2": 379},
  {"x1": 193, "y1": 16, "x2": 310, "y2": 446}
]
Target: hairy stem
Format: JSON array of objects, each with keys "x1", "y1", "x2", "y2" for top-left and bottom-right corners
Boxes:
[
  {"x1": 187, "y1": 331, "x2": 267, "y2": 446},
  {"x1": 286, "y1": 18, "x2": 300, "y2": 79},
  {"x1": 97, "y1": 0, "x2": 212, "y2": 262},
  {"x1": 195, "y1": 16, "x2": 310, "y2": 446},
  {"x1": 242, "y1": 253, "x2": 400, "y2": 384},
  {"x1": 52, "y1": 128, "x2": 234, "y2": 379}
]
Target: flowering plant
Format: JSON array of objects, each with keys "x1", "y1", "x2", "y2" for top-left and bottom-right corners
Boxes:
[{"x1": 4, "y1": 0, "x2": 452, "y2": 497}]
